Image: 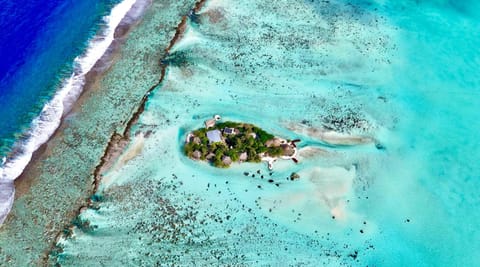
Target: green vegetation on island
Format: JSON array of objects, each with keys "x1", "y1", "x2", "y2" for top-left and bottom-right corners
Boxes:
[{"x1": 184, "y1": 121, "x2": 297, "y2": 168}]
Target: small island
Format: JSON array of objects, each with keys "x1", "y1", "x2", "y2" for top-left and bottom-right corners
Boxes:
[{"x1": 184, "y1": 115, "x2": 299, "y2": 168}]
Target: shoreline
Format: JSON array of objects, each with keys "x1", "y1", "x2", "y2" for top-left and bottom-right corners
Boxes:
[
  {"x1": 0, "y1": 0, "x2": 141, "y2": 181},
  {"x1": 92, "y1": 0, "x2": 208, "y2": 193},
  {"x1": 0, "y1": 0, "x2": 207, "y2": 264},
  {"x1": 13, "y1": 0, "x2": 153, "y2": 201},
  {"x1": 184, "y1": 120, "x2": 299, "y2": 170},
  {"x1": 0, "y1": 0, "x2": 206, "y2": 264},
  {"x1": 49, "y1": 0, "x2": 209, "y2": 262},
  {"x1": 0, "y1": 0, "x2": 151, "y2": 225}
]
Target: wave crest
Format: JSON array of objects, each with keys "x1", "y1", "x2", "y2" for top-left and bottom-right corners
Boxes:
[{"x1": 0, "y1": 0, "x2": 142, "y2": 224}]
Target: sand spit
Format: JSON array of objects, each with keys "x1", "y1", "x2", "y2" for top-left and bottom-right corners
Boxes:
[
  {"x1": 117, "y1": 133, "x2": 146, "y2": 168},
  {"x1": 259, "y1": 165, "x2": 356, "y2": 233},
  {"x1": 287, "y1": 123, "x2": 374, "y2": 145},
  {"x1": 101, "y1": 133, "x2": 145, "y2": 187},
  {"x1": 297, "y1": 146, "x2": 332, "y2": 159}
]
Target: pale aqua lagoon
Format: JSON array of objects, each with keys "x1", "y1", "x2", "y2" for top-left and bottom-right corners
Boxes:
[{"x1": 28, "y1": 0, "x2": 480, "y2": 266}]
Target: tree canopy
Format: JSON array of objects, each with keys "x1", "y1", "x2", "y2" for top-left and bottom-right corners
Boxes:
[{"x1": 184, "y1": 121, "x2": 285, "y2": 167}]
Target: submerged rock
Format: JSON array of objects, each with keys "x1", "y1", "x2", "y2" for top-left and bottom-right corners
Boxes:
[{"x1": 290, "y1": 172, "x2": 300, "y2": 180}]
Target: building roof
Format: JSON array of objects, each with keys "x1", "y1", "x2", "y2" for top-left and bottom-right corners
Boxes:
[
  {"x1": 205, "y1": 115, "x2": 221, "y2": 128},
  {"x1": 205, "y1": 119, "x2": 216, "y2": 128},
  {"x1": 265, "y1": 138, "x2": 282, "y2": 147},
  {"x1": 281, "y1": 144, "x2": 295, "y2": 156},
  {"x1": 192, "y1": 150, "x2": 202, "y2": 159},
  {"x1": 239, "y1": 152, "x2": 248, "y2": 161},
  {"x1": 223, "y1": 127, "x2": 235, "y2": 134},
  {"x1": 222, "y1": 156, "x2": 232, "y2": 165},
  {"x1": 206, "y1": 130, "x2": 222, "y2": 143}
]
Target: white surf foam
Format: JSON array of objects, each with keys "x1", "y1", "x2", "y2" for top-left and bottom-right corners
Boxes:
[{"x1": 0, "y1": 0, "x2": 139, "y2": 224}]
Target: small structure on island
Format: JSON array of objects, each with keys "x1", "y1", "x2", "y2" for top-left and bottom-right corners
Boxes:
[
  {"x1": 223, "y1": 127, "x2": 236, "y2": 135},
  {"x1": 185, "y1": 134, "x2": 202, "y2": 144},
  {"x1": 192, "y1": 150, "x2": 202, "y2": 159},
  {"x1": 204, "y1": 114, "x2": 221, "y2": 129},
  {"x1": 265, "y1": 138, "x2": 283, "y2": 147},
  {"x1": 281, "y1": 144, "x2": 296, "y2": 157},
  {"x1": 184, "y1": 120, "x2": 300, "y2": 169},
  {"x1": 239, "y1": 152, "x2": 248, "y2": 162},
  {"x1": 206, "y1": 129, "x2": 222, "y2": 143},
  {"x1": 222, "y1": 156, "x2": 232, "y2": 166},
  {"x1": 185, "y1": 133, "x2": 194, "y2": 143}
]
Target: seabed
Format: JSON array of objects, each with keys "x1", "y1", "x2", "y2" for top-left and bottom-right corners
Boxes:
[{"x1": 1, "y1": 0, "x2": 480, "y2": 266}]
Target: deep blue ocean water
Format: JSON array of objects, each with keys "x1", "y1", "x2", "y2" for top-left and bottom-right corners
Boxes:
[{"x1": 0, "y1": 0, "x2": 120, "y2": 156}]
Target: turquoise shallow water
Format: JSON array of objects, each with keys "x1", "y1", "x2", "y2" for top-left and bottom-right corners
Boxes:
[{"x1": 53, "y1": 0, "x2": 479, "y2": 266}]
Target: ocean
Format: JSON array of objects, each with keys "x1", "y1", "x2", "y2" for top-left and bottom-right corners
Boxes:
[
  {"x1": 0, "y1": 0, "x2": 137, "y2": 222},
  {"x1": 0, "y1": 0, "x2": 121, "y2": 156},
  {"x1": 1, "y1": 0, "x2": 479, "y2": 266}
]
